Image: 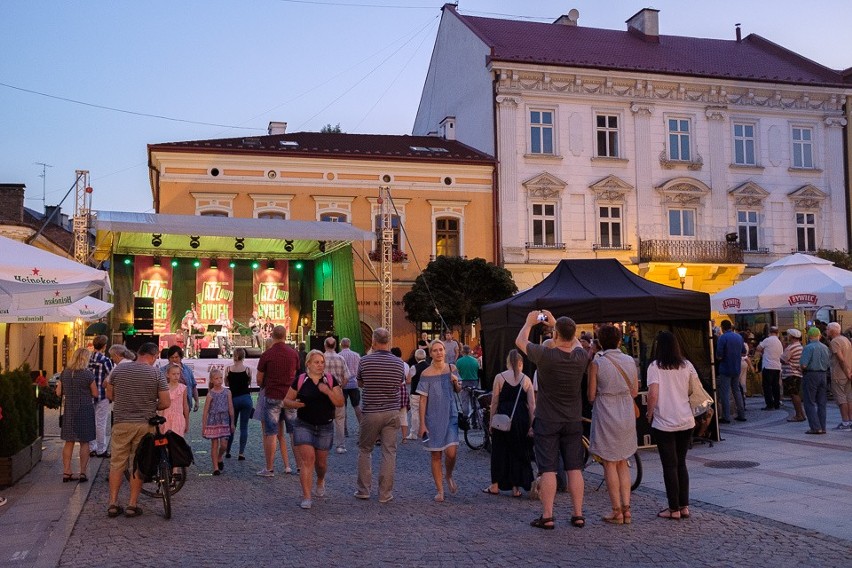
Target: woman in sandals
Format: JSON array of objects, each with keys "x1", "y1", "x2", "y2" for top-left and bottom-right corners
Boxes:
[
  {"x1": 482, "y1": 349, "x2": 535, "y2": 497},
  {"x1": 587, "y1": 325, "x2": 638, "y2": 524},
  {"x1": 646, "y1": 331, "x2": 696, "y2": 520},
  {"x1": 417, "y1": 339, "x2": 463, "y2": 502},
  {"x1": 57, "y1": 347, "x2": 98, "y2": 483}
]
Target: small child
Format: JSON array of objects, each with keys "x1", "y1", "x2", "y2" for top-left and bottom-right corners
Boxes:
[{"x1": 202, "y1": 369, "x2": 234, "y2": 475}]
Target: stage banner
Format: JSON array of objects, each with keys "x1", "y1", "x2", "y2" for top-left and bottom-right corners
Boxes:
[
  {"x1": 133, "y1": 256, "x2": 173, "y2": 334},
  {"x1": 253, "y1": 260, "x2": 290, "y2": 328},
  {"x1": 196, "y1": 260, "x2": 234, "y2": 324}
]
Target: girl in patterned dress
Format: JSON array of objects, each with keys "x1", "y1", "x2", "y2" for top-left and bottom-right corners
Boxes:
[{"x1": 202, "y1": 369, "x2": 234, "y2": 476}]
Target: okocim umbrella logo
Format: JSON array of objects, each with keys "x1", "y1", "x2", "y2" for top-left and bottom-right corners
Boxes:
[{"x1": 14, "y1": 267, "x2": 59, "y2": 285}]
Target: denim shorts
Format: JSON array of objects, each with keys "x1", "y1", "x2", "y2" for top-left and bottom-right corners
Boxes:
[
  {"x1": 292, "y1": 418, "x2": 334, "y2": 451},
  {"x1": 262, "y1": 398, "x2": 296, "y2": 434}
]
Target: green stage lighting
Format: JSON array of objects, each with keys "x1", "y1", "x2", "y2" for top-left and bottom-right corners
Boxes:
[
  {"x1": 294, "y1": 262, "x2": 303, "y2": 270},
  {"x1": 123, "y1": 257, "x2": 132, "y2": 265},
  {"x1": 229, "y1": 261, "x2": 236, "y2": 268},
  {"x1": 251, "y1": 261, "x2": 260, "y2": 270},
  {"x1": 171, "y1": 259, "x2": 179, "y2": 267},
  {"x1": 193, "y1": 259, "x2": 201, "y2": 268}
]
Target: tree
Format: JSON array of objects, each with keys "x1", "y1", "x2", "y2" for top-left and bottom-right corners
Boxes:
[
  {"x1": 320, "y1": 123, "x2": 342, "y2": 133},
  {"x1": 816, "y1": 249, "x2": 852, "y2": 270},
  {"x1": 403, "y1": 256, "x2": 517, "y2": 343}
]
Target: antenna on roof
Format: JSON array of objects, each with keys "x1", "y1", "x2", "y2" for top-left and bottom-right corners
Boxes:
[
  {"x1": 34, "y1": 161, "x2": 53, "y2": 209},
  {"x1": 735, "y1": 23, "x2": 742, "y2": 42}
]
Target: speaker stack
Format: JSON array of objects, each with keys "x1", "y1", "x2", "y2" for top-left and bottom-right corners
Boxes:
[
  {"x1": 312, "y1": 300, "x2": 334, "y2": 335},
  {"x1": 133, "y1": 297, "x2": 155, "y2": 332}
]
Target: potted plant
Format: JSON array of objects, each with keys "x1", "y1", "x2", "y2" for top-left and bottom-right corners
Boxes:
[{"x1": 0, "y1": 367, "x2": 42, "y2": 486}]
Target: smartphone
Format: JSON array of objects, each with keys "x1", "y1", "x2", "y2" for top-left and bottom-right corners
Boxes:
[{"x1": 422, "y1": 432, "x2": 429, "y2": 442}]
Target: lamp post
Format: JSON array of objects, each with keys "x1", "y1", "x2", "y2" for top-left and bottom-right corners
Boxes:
[{"x1": 677, "y1": 263, "x2": 687, "y2": 289}]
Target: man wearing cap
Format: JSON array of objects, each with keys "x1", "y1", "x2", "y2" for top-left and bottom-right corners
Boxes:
[
  {"x1": 799, "y1": 327, "x2": 829, "y2": 434},
  {"x1": 755, "y1": 326, "x2": 783, "y2": 410},
  {"x1": 780, "y1": 329, "x2": 805, "y2": 422},
  {"x1": 825, "y1": 322, "x2": 852, "y2": 431}
]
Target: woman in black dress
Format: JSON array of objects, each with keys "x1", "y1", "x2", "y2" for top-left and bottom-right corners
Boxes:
[
  {"x1": 57, "y1": 347, "x2": 98, "y2": 482},
  {"x1": 482, "y1": 349, "x2": 536, "y2": 497}
]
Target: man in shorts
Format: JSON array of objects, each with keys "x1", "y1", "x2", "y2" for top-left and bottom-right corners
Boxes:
[
  {"x1": 516, "y1": 310, "x2": 588, "y2": 529},
  {"x1": 256, "y1": 325, "x2": 299, "y2": 476},
  {"x1": 826, "y1": 322, "x2": 852, "y2": 430},
  {"x1": 105, "y1": 342, "x2": 170, "y2": 518}
]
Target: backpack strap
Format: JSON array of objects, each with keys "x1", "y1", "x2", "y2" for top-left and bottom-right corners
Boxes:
[{"x1": 296, "y1": 373, "x2": 334, "y2": 390}]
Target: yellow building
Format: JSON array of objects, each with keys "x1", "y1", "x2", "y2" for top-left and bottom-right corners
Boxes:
[{"x1": 147, "y1": 124, "x2": 495, "y2": 355}]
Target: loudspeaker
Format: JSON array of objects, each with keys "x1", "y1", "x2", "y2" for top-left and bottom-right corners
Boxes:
[
  {"x1": 199, "y1": 348, "x2": 220, "y2": 359},
  {"x1": 124, "y1": 334, "x2": 159, "y2": 354},
  {"x1": 313, "y1": 300, "x2": 334, "y2": 334},
  {"x1": 133, "y1": 297, "x2": 155, "y2": 332},
  {"x1": 244, "y1": 347, "x2": 262, "y2": 358}
]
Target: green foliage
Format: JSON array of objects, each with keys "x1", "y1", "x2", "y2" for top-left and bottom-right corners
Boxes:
[
  {"x1": 0, "y1": 367, "x2": 39, "y2": 457},
  {"x1": 815, "y1": 249, "x2": 852, "y2": 271},
  {"x1": 403, "y1": 257, "x2": 517, "y2": 340},
  {"x1": 320, "y1": 123, "x2": 342, "y2": 133}
]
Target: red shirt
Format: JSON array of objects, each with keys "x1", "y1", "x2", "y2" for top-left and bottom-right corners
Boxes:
[{"x1": 257, "y1": 342, "x2": 299, "y2": 399}]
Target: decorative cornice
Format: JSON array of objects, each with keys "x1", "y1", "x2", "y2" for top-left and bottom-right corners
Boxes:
[
  {"x1": 589, "y1": 175, "x2": 633, "y2": 203},
  {"x1": 495, "y1": 95, "x2": 519, "y2": 107},
  {"x1": 824, "y1": 116, "x2": 848, "y2": 128},
  {"x1": 630, "y1": 102, "x2": 654, "y2": 116},
  {"x1": 656, "y1": 177, "x2": 711, "y2": 205},
  {"x1": 788, "y1": 184, "x2": 827, "y2": 209},
  {"x1": 729, "y1": 181, "x2": 770, "y2": 207},
  {"x1": 522, "y1": 172, "x2": 567, "y2": 199},
  {"x1": 705, "y1": 106, "x2": 727, "y2": 121},
  {"x1": 659, "y1": 150, "x2": 704, "y2": 171}
]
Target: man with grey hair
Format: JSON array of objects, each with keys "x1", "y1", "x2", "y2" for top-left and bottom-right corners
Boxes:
[
  {"x1": 338, "y1": 337, "x2": 363, "y2": 438},
  {"x1": 405, "y1": 348, "x2": 429, "y2": 440},
  {"x1": 323, "y1": 336, "x2": 353, "y2": 454},
  {"x1": 354, "y1": 328, "x2": 404, "y2": 503},
  {"x1": 826, "y1": 322, "x2": 852, "y2": 430},
  {"x1": 756, "y1": 326, "x2": 783, "y2": 410}
]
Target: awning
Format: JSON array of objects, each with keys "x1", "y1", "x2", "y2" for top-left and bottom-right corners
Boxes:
[{"x1": 0, "y1": 296, "x2": 113, "y2": 323}]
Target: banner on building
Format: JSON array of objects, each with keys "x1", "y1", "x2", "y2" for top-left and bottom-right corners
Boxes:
[
  {"x1": 253, "y1": 260, "x2": 290, "y2": 329},
  {"x1": 196, "y1": 260, "x2": 234, "y2": 324},
  {"x1": 133, "y1": 256, "x2": 173, "y2": 334}
]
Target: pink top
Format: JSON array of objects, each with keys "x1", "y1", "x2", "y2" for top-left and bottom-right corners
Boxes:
[{"x1": 161, "y1": 383, "x2": 188, "y2": 437}]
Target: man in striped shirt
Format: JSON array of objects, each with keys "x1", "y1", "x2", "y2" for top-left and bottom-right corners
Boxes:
[
  {"x1": 88, "y1": 335, "x2": 114, "y2": 458},
  {"x1": 354, "y1": 328, "x2": 404, "y2": 503},
  {"x1": 781, "y1": 329, "x2": 805, "y2": 422}
]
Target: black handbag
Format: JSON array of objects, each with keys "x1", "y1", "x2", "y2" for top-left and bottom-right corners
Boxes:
[
  {"x1": 165, "y1": 430, "x2": 195, "y2": 467},
  {"x1": 455, "y1": 390, "x2": 469, "y2": 431}
]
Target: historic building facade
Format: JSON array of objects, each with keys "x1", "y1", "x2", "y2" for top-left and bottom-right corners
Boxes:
[{"x1": 414, "y1": 5, "x2": 852, "y2": 294}]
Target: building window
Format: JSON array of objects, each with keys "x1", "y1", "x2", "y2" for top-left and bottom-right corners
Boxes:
[
  {"x1": 668, "y1": 208, "x2": 696, "y2": 238},
  {"x1": 435, "y1": 217, "x2": 460, "y2": 257},
  {"x1": 375, "y1": 214, "x2": 401, "y2": 251},
  {"x1": 667, "y1": 118, "x2": 691, "y2": 161},
  {"x1": 257, "y1": 211, "x2": 286, "y2": 220},
  {"x1": 737, "y1": 210, "x2": 760, "y2": 251},
  {"x1": 595, "y1": 114, "x2": 619, "y2": 158},
  {"x1": 199, "y1": 210, "x2": 229, "y2": 217},
  {"x1": 792, "y1": 127, "x2": 814, "y2": 169},
  {"x1": 733, "y1": 123, "x2": 756, "y2": 165},
  {"x1": 320, "y1": 212, "x2": 348, "y2": 222},
  {"x1": 598, "y1": 206, "x2": 622, "y2": 248},
  {"x1": 796, "y1": 212, "x2": 816, "y2": 252},
  {"x1": 530, "y1": 110, "x2": 554, "y2": 155},
  {"x1": 531, "y1": 203, "x2": 557, "y2": 245}
]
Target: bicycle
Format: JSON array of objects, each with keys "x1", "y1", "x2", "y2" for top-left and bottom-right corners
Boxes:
[
  {"x1": 463, "y1": 387, "x2": 491, "y2": 452},
  {"x1": 124, "y1": 416, "x2": 187, "y2": 519},
  {"x1": 581, "y1": 417, "x2": 642, "y2": 492}
]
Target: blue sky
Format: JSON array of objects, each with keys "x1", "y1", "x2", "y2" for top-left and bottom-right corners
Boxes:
[{"x1": 1, "y1": 0, "x2": 849, "y2": 214}]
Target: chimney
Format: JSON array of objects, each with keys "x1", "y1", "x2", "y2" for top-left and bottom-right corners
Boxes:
[
  {"x1": 44, "y1": 205, "x2": 63, "y2": 226},
  {"x1": 554, "y1": 8, "x2": 579, "y2": 26},
  {"x1": 0, "y1": 183, "x2": 25, "y2": 223},
  {"x1": 626, "y1": 8, "x2": 659, "y2": 42},
  {"x1": 268, "y1": 121, "x2": 287, "y2": 135},
  {"x1": 735, "y1": 23, "x2": 742, "y2": 42},
  {"x1": 439, "y1": 116, "x2": 456, "y2": 141}
]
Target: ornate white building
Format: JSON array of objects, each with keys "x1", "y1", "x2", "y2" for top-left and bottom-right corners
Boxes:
[{"x1": 414, "y1": 5, "x2": 852, "y2": 293}]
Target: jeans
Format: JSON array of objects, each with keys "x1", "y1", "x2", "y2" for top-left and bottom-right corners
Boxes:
[
  {"x1": 762, "y1": 368, "x2": 781, "y2": 409},
  {"x1": 356, "y1": 411, "x2": 399, "y2": 500},
  {"x1": 652, "y1": 427, "x2": 692, "y2": 511},
  {"x1": 802, "y1": 370, "x2": 828, "y2": 432},
  {"x1": 717, "y1": 373, "x2": 745, "y2": 420},
  {"x1": 227, "y1": 394, "x2": 253, "y2": 455}
]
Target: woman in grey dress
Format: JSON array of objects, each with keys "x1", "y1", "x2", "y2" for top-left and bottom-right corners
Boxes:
[
  {"x1": 417, "y1": 339, "x2": 463, "y2": 502},
  {"x1": 587, "y1": 325, "x2": 638, "y2": 524},
  {"x1": 57, "y1": 347, "x2": 98, "y2": 483}
]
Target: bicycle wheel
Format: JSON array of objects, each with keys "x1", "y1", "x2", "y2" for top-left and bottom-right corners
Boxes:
[
  {"x1": 583, "y1": 443, "x2": 643, "y2": 493},
  {"x1": 137, "y1": 466, "x2": 187, "y2": 497},
  {"x1": 628, "y1": 451, "x2": 642, "y2": 491},
  {"x1": 464, "y1": 401, "x2": 486, "y2": 450},
  {"x1": 158, "y1": 459, "x2": 172, "y2": 520}
]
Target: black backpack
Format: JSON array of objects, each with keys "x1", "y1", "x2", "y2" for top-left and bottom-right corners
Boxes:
[{"x1": 165, "y1": 430, "x2": 194, "y2": 467}]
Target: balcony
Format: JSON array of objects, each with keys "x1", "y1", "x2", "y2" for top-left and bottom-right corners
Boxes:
[
  {"x1": 639, "y1": 240, "x2": 743, "y2": 264},
  {"x1": 592, "y1": 243, "x2": 632, "y2": 251},
  {"x1": 526, "y1": 242, "x2": 565, "y2": 250}
]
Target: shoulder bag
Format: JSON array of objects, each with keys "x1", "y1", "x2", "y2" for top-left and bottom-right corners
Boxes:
[
  {"x1": 449, "y1": 365, "x2": 470, "y2": 431},
  {"x1": 490, "y1": 371, "x2": 526, "y2": 432},
  {"x1": 688, "y1": 372, "x2": 714, "y2": 416},
  {"x1": 603, "y1": 353, "x2": 640, "y2": 419}
]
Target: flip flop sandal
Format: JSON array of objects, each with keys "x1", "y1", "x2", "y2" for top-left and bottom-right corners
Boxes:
[
  {"x1": 107, "y1": 505, "x2": 124, "y2": 518},
  {"x1": 530, "y1": 516, "x2": 555, "y2": 530},
  {"x1": 481, "y1": 487, "x2": 499, "y2": 495},
  {"x1": 124, "y1": 506, "x2": 143, "y2": 518},
  {"x1": 78, "y1": 474, "x2": 88, "y2": 483},
  {"x1": 570, "y1": 515, "x2": 586, "y2": 528}
]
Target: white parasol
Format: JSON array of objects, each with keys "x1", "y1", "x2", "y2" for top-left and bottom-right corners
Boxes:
[{"x1": 0, "y1": 295, "x2": 113, "y2": 323}]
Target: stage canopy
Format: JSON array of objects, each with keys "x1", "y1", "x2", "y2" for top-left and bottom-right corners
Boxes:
[{"x1": 92, "y1": 210, "x2": 375, "y2": 260}]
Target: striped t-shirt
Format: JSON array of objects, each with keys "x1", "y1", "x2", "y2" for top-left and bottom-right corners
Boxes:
[
  {"x1": 781, "y1": 342, "x2": 803, "y2": 378},
  {"x1": 109, "y1": 361, "x2": 169, "y2": 423},
  {"x1": 357, "y1": 349, "x2": 404, "y2": 413}
]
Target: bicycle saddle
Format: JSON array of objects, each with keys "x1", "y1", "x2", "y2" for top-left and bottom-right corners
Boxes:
[{"x1": 148, "y1": 416, "x2": 167, "y2": 426}]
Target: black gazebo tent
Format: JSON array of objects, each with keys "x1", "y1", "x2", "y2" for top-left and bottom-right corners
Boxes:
[{"x1": 481, "y1": 259, "x2": 716, "y2": 439}]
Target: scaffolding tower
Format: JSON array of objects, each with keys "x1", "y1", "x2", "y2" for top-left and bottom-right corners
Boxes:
[
  {"x1": 378, "y1": 183, "x2": 393, "y2": 338},
  {"x1": 72, "y1": 170, "x2": 91, "y2": 265}
]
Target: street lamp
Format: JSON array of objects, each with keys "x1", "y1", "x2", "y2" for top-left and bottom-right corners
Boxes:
[{"x1": 677, "y1": 263, "x2": 687, "y2": 289}]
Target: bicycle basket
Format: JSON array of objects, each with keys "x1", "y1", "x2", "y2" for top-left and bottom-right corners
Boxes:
[
  {"x1": 133, "y1": 433, "x2": 159, "y2": 481},
  {"x1": 165, "y1": 430, "x2": 194, "y2": 467}
]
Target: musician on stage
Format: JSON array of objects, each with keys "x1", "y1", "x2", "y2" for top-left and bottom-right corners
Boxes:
[
  {"x1": 215, "y1": 312, "x2": 233, "y2": 358},
  {"x1": 249, "y1": 311, "x2": 263, "y2": 349},
  {"x1": 261, "y1": 317, "x2": 274, "y2": 344},
  {"x1": 180, "y1": 308, "x2": 197, "y2": 357}
]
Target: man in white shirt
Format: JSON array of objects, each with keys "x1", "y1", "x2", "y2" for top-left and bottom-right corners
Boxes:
[{"x1": 756, "y1": 326, "x2": 783, "y2": 410}]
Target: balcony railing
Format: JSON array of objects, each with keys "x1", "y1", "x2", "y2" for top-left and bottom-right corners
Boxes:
[
  {"x1": 526, "y1": 242, "x2": 565, "y2": 250},
  {"x1": 639, "y1": 240, "x2": 743, "y2": 264},
  {"x1": 592, "y1": 243, "x2": 632, "y2": 251}
]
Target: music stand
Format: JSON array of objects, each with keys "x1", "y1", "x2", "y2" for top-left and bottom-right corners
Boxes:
[{"x1": 207, "y1": 324, "x2": 222, "y2": 333}]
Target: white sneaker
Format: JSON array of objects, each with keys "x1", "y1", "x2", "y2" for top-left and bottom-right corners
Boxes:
[
  {"x1": 300, "y1": 499, "x2": 312, "y2": 509},
  {"x1": 256, "y1": 469, "x2": 275, "y2": 477},
  {"x1": 336, "y1": 446, "x2": 347, "y2": 454},
  {"x1": 379, "y1": 494, "x2": 394, "y2": 503},
  {"x1": 833, "y1": 423, "x2": 847, "y2": 430},
  {"x1": 840, "y1": 423, "x2": 852, "y2": 431}
]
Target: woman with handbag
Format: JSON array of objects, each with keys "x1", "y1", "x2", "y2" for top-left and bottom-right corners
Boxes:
[
  {"x1": 646, "y1": 331, "x2": 697, "y2": 520},
  {"x1": 417, "y1": 339, "x2": 463, "y2": 502},
  {"x1": 56, "y1": 347, "x2": 98, "y2": 483},
  {"x1": 483, "y1": 349, "x2": 535, "y2": 497},
  {"x1": 587, "y1": 325, "x2": 638, "y2": 524}
]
